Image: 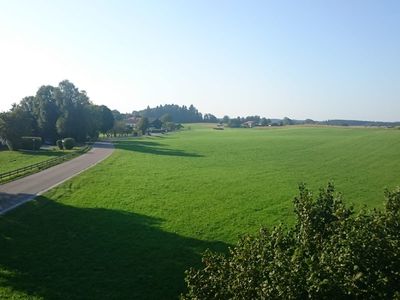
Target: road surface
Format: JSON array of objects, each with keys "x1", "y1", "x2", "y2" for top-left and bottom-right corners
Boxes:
[{"x1": 0, "y1": 142, "x2": 114, "y2": 214}]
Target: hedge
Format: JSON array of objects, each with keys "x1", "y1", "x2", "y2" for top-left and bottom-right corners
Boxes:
[
  {"x1": 19, "y1": 136, "x2": 42, "y2": 150},
  {"x1": 63, "y1": 138, "x2": 75, "y2": 150}
]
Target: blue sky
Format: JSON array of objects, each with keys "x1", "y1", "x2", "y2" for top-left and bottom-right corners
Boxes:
[{"x1": 0, "y1": 0, "x2": 399, "y2": 121}]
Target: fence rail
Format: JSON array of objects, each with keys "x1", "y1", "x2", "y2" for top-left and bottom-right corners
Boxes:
[{"x1": 0, "y1": 145, "x2": 92, "y2": 184}]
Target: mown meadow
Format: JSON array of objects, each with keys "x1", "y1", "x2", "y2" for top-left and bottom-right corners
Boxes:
[
  {"x1": 0, "y1": 148, "x2": 68, "y2": 174},
  {"x1": 1, "y1": 125, "x2": 399, "y2": 299},
  {"x1": 0, "y1": 141, "x2": 90, "y2": 174}
]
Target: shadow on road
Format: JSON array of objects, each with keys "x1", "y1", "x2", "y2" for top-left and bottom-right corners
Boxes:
[
  {"x1": 0, "y1": 195, "x2": 227, "y2": 299},
  {"x1": 0, "y1": 192, "x2": 36, "y2": 214},
  {"x1": 114, "y1": 140, "x2": 204, "y2": 157}
]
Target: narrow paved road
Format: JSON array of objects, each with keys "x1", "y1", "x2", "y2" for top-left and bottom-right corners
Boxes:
[{"x1": 0, "y1": 142, "x2": 114, "y2": 214}]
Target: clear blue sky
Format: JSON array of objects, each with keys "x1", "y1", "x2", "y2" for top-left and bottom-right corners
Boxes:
[{"x1": 0, "y1": 0, "x2": 399, "y2": 121}]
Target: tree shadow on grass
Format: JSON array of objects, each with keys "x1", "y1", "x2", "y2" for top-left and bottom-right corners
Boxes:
[
  {"x1": 14, "y1": 149, "x2": 66, "y2": 158},
  {"x1": 114, "y1": 140, "x2": 204, "y2": 158},
  {"x1": 0, "y1": 195, "x2": 228, "y2": 299}
]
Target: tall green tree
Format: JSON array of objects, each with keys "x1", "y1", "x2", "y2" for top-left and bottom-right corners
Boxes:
[
  {"x1": 55, "y1": 80, "x2": 92, "y2": 142},
  {"x1": 222, "y1": 115, "x2": 230, "y2": 124},
  {"x1": 1, "y1": 80, "x2": 114, "y2": 147},
  {"x1": 228, "y1": 117, "x2": 242, "y2": 128},
  {"x1": 35, "y1": 85, "x2": 59, "y2": 142},
  {"x1": 99, "y1": 105, "x2": 114, "y2": 133},
  {"x1": 260, "y1": 117, "x2": 271, "y2": 126},
  {"x1": 137, "y1": 117, "x2": 149, "y2": 134},
  {"x1": 0, "y1": 108, "x2": 33, "y2": 150},
  {"x1": 86, "y1": 105, "x2": 115, "y2": 138}
]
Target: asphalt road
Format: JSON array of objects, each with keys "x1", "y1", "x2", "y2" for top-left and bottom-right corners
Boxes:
[{"x1": 0, "y1": 142, "x2": 114, "y2": 214}]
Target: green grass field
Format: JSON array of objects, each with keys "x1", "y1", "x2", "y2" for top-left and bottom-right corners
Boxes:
[
  {"x1": 0, "y1": 148, "x2": 75, "y2": 174},
  {"x1": 1, "y1": 125, "x2": 400, "y2": 299}
]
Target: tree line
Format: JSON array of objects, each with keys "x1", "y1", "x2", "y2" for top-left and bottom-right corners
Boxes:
[
  {"x1": 137, "y1": 104, "x2": 205, "y2": 123},
  {"x1": 0, "y1": 80, "x2": 114, "y2": 150},
  {"x1": 3, "y1": 91, "x2": 397, "y2": 151}
]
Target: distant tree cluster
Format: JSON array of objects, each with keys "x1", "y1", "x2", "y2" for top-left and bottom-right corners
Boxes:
[
  {"x1": 0, "y1": 80, "x2": 114, "y2": 150},
  {"x1": 183, "y1": 183, "x2": 400, "y2": 299},
  {"x1": 138, "y1": 104, "x2": 204, "y2": 123},
  {"x1": 222, "y1": 115, "x2": 273, "y2": 128},
  {"x1": 135, "y1": 104, "x2": 400, "y2": 129},
  {"x1": 322, "y1": 119, "x2": 400, "y2": 127}
]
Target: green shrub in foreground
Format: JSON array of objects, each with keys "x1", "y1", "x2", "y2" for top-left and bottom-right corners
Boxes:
[
  {"x1": 20, "y1": 136, "x2": 42, "y2": 150},
  {"x1": 63, "y1": 138, "x2": 75, "y2": 150},
  {"x1": 183, "y1": 183, "x2": 400, "y2": 299}
]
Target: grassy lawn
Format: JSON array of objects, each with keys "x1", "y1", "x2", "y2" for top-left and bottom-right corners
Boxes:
[
  {"x1": 1, "y1": 125, "x2": 400, "y2": 299},
  {"x1": 0, "y1": 148, "x2": 75, "y2": 174}
]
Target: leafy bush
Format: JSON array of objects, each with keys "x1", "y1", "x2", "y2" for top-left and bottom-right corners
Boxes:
[
  {"x1": 56, "y1": 139, "x2": 63, "y2": 150},
  {"x1": 63, "y1": 138, "x2": 75, "y2": 150},
  {"x1": 19, "y1": 136, "x2": 42, "y2": 150},
  {"x1": 183, "y1": 183, "x2": 400, "y2": 299}
]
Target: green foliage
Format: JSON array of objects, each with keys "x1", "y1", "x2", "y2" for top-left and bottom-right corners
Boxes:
[
  {"x1": 0, "y1": 108, "x2": 33, "y2": 150},
  {"x1": 2, "y1": 80, "x2": 114, "y2": 144},
  {"x1": 110, "y1": 120, "x2": 131, "y2": 137},
  {"x1": 33, "y1": 85, "x2": 59, "y2": 143},
  {"x1": 183, "y1": 183, "x2": 400, "y2": 299},
  {"x1": 99, "y1": 105, "x2": 114, "y2": 133},
  {"x1": 151, "y1": 118, "x2": 163, "y2": 129},
  {"x1": 228, "y1": 117, "x2": 242, "y2": 128},
  {"x1": 137, "y1": 117, "x2": 150, "y2": 134},
  {"x1": 86, "y1": 105, "x2": 114, "y2": 138},
  {"x1": 222, "y1": 115, "x2": 230, "y2": 124},
  {"x1": 56, "y1": 139, "x2": 63, "y2": 150},
  {"x1": 63, "y1": 138, "x2": 75, "y2": 150},
  {"x1": 140, "y1": 104, "x2": 203, "y2": 123},
  {"x1": 260, "y1": 117, "x2": 271, "y2": 126},
  {"x1": 20, "y1": 137, "x2": 42, "y2": 151},
  {"x1": 55, "y1": 81, "x2": 92, "y2": 142}
]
